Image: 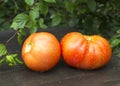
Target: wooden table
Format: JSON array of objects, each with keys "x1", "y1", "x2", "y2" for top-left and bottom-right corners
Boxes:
[{"x1": 0, "y1": 28, "x2": 120, "y2": 86}]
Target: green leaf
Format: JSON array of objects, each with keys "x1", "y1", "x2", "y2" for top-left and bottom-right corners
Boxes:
[
  {"x1": 0, "y1": 43, "x2": 7, "y2": 57},
  {"x1": 86, "y1": 0, "x2": 96, "y2": 12},
  {"x1": 51, "y1": 13, "x2": 62, "y2": 27},
  {"x1": 10, "y1": 22, "x2": 18, "y2": 30},
  {"x1": 29, "y1": 9, "x2": 39, "y2": 20},
  {"x1": 6, "y1": 54, "x2": 18, "y2": 66},
  {"x1": 26, "y1": 20, "x2": 38, "y2": 34},
  {"x1": 65, "y1": 1, "x2": 74, "y2": 13},
  {"x1": 25, "y1": 0, "x2": 34, "y2": 6},
  {"x1": 44, "y1": 0, "x2": 56, "y2": 3},
  {"x1": 15, "y1": 58, "x2": 24, "y2": 64},
  {"x1": 5, "y1": 54, "x2": 23, "y2": 66},
  {"x1": 110, "y1": 38, "x2": 120, "y2": 48},
  {"x1": 39, "y1": 0, "x2": 48, "y2": 16},
  {"x1": 38, "y1": 18, "x2": 48, "y2": 29},
  {"x1": 30, "y1": 27, "x2": 37, "y2": 34},
  {"x1": 29, "y1": 5, "x2": 39, "y2": 20},
  {"x1": 11, "y1": 13, "x2": 29, "y2": 30},
  {"x1": 19, "y1": 28, "x2": 27, "y2": 36}
]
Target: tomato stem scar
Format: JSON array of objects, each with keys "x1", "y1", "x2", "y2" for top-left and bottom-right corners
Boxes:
[
  {"x1": 84, "y1": 36, "x2": 93, "y2": 42},
  {"x1": 25, "y1": 43, "x2": 32, "y2": 53}
]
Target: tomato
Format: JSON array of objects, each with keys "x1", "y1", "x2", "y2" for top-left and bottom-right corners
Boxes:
[
  {"x1": 22, "y1": 32, "x2": 61, "y2": 72},
  {"x1": 61, "y1": 32, "x2": 112, "y2": 70}
]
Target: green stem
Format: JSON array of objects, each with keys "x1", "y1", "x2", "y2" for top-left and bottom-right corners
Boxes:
[{"x1": 5, "y1": 30, "x2": 19, "y2": 45}]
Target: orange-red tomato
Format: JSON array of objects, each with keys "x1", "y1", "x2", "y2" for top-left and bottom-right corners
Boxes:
[
  {"x1": 22, "y1": 32, "x2": 61, "y2": 72},
  {"x1": 61, "y1": 32, "x2": 112, "y2": 70}
]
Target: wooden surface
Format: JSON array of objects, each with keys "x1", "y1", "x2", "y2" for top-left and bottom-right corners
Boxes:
[{"x1": 0, "y1": 28, "x2": 120, "y2": 86}]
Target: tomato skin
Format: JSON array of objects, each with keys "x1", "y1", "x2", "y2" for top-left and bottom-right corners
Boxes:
[
  {"x1": 22, "y1": 32, "x2": 61, "y2": 72},
  {"x1": 61, "y1": 32, "x2": 112, "y2": 70}
]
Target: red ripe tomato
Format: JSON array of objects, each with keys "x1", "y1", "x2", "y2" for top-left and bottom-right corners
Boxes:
[
  {"x1": 61, "y1": 32, "x2": 112, "y2": 70},
  {"x1": 22, "y1": 32, "x2": 61, "y2": 72}
]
